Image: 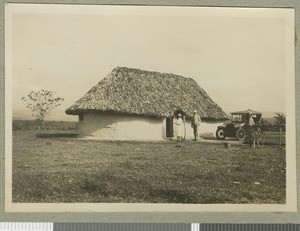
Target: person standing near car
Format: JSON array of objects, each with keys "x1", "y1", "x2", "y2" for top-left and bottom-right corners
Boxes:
[
  {"x1": 247, "y1": 114, "x2": 258, "y2": 147},
  {"x1": 191, "y1": 110, "x2": 201, "y2": 140},
  {"x1": 248, "y1": 114, "x2": 255, "y2": 138}
]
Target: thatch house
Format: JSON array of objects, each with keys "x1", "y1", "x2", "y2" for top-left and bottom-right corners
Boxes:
[{"x1": 66, "y1": 67, "x2": 228, "y2": 140}]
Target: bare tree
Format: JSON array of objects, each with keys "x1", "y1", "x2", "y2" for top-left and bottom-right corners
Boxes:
[{"x1": 22, "y1": 90, "x2": 64, "y2": 129}]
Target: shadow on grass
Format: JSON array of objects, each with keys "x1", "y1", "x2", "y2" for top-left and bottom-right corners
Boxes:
[{"x1": 80, "y1": 179, "x2": 109, "y2": 196}]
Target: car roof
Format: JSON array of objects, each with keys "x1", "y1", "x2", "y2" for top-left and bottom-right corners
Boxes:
[{"x1": 230, "y1": 110, "x2": 262, "y2": 115}]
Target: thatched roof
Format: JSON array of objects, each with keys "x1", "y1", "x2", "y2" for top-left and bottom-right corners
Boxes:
[{"x1": 65, "y1": 67, "x2": 228, "y2": 120}]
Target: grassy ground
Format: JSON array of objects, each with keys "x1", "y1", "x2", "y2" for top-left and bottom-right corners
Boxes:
[{"x1": 12, "y1": 130, "x2": 286, "y2": 204}]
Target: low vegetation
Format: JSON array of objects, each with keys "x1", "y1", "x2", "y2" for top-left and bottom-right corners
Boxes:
[
  {"x1": 13, "y1": 130, "x2": 286, "y2": 204},
  {"x1": 13, "y1": 120, "x2": 78, "y2": 131}
]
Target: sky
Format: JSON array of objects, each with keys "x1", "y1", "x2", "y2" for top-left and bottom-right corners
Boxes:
[{"x1": 7, "y1": 5, "x2": 292, "y2": 121}]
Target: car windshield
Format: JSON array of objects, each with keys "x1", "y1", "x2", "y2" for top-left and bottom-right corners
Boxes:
[{"x1": 231, "y1": 114, "x2": 247, "y2": 123}]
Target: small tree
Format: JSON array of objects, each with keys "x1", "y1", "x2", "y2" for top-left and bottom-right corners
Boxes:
[
  {"x1": 274, "y1": 112, "x2": 286, "y2": 125},
  {"x1": 22, "y1": 90, "x2": 64, "y2": 129},
  {"x1": 274, "y1": 112, "x2": 286, "y2": 132}
]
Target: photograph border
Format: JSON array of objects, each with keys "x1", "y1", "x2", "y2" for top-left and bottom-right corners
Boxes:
[{"x1": 0, "y1": 1, "x2": 300, "y2": 222}]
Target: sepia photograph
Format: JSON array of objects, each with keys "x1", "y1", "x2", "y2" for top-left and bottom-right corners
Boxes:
[{"x1": 5, "y1": 4, "x2": 296, "y2": 212}]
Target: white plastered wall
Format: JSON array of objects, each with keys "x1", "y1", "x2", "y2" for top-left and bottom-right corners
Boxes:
[
  {"x1": 79, "y1": 112, "x2": 223, "y2": 140},
  {"x1": 79, "y1": 112, "x2": 164, "y2": 140}
]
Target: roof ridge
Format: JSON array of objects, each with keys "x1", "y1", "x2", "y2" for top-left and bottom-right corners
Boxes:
[{"x1": 112, "y1": 66, "x2": 194, "y2": 81}]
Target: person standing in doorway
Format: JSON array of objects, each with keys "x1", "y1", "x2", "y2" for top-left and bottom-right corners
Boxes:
[
  {"x1": 191, "y1": 110, "x2": 201, "y2": 140},
  {"x1": 175, "y1": 114, "x2": 184, "y2": 141}
]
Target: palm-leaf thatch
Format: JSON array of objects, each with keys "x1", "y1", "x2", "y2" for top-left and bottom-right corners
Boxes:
[{"x1": 65, "y1": 67, "x2": 228, "y2": 120}]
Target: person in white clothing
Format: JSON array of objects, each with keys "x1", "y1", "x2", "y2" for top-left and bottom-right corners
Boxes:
[{"x1": 175, "y1": 114, "x2": 184, "y2": 140}]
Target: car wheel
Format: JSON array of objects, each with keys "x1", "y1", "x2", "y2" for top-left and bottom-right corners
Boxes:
[
  {"x1": 216, "y1": 127, "x2": 226, "y2": 140},
  {"x1": 236, "y1": 128, "x2": 246, "y2": 141}
]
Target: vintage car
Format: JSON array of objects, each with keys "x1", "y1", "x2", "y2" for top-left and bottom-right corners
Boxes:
[{"x1": 216, "y1": 110, "x2": 263, "y2": 141}]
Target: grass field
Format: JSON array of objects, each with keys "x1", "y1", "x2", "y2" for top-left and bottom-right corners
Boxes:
[{"x1": 12, "y1": 130, "x2": 286, "y2": 204}]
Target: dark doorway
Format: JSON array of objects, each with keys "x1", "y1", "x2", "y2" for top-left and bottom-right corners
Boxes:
[
  {"x1": 166, "y1": 117, "x2": 173, "y2": 138},
  {"x1": 166, "y1": 110, "x2": 187, "y2": 138}
]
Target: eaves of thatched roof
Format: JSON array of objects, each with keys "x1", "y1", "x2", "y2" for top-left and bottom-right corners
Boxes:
[{"x1": 65, "y1": 67, "x2": 228, "y2": 120}]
